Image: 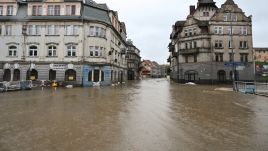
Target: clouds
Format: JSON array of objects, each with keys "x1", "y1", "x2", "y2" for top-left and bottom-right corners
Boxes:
[{"x1": 96, "y1": 0, "x2": 268, "y2": 64}]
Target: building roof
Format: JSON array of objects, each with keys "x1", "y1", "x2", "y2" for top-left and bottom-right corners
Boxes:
[
  {"x1": 197, "y1": 0, "x2": 217, "y2": 7},
  {"x1": 224, "y1": 0, "x2": 235, "y2": 5}
]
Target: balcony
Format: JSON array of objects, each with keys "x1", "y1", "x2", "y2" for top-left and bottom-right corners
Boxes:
[{"x1": 180, "y1": 48, "x2": 199, "y2": 55}]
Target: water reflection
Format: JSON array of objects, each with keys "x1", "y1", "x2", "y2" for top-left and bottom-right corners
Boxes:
[{"x1": 0, "y1": 79, "x2": 267, "y2": 151}]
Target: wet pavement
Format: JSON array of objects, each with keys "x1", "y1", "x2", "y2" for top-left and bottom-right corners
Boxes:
[{"x1": 0, "y1": 79, "x2": 268, "y2": 151}]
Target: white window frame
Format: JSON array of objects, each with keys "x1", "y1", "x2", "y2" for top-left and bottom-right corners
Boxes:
[
  {"x1": 8, "y1": 46, "x2": 17, "y2": 57},
  {"x1": 228, "y1": 26, "x2": 234, "y2": 35},
  {"x1": 66, "y1": 5, "x2": 76, "y2": 16},
  {"x1": 240, "y1": 26, "x2": 247, "y2": 35},
  {"x1": 47, "y1": 5, "x2": 60, "y2": 16},
  {"x1": 67, "y1": 45, "x2": 76, "y2": 57},
  {"x1": 214, "y1": 26, "x2": 223, "y2": 35},
  {"x1": 29, "y1": 46, "x2": 38, "y2": 57},
  {"x1": 32, "y1": 5, "x2": 42, "y2": 16},
  {"x1": 28, "y1": 25, "x2": 41, "y2": 35},
  {"x1": 89, "y1": 46, "x2": 94, "y2": 57},
  {"x1": 5, "y1": 25, "x2": 12, "y2": 36},
  {"x1": 7, "y1": 5, "x2": 13, "y2": 16},
  {"x1": 48, "y1": 45, "x2": 57, "y2": 57},
  {"x1": 47, "y1": 25, "x2": 59, "y2": 35},
  {"x1": 65, "y1": 25, "x2": 78, "y2": 35}
]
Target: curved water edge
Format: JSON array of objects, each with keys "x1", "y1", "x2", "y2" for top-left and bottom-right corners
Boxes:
[{"x1": 0, "y1": 79, "x2": 267, "y2": 151}]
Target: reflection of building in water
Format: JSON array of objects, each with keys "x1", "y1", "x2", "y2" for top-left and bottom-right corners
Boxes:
[
  {"x1": 0, "y1": 0, "x2": 138, "y2": 86},
  {"x1": 168, "y1": 0, "x2": 254, "y2": 84}
]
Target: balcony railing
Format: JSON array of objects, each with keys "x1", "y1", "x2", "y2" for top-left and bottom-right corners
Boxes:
[{"x1": 179, "y1": 48, "x2": 199, "y2": 55}]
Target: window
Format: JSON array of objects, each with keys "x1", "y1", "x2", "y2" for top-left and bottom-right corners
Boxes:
[
  {"x1": 194, "y1": 54, "x2": 197, "y2": 62},
  {"x1": 223, "y1": 14, "x2": 228, "y2": 21},
  {"x1": 193, "y1": 41, "x2": 197, "y2": 48},
  {"x1": 28, "y1": 25, "x2": 41, "y2": 35},
  {"x1": 228, "y1": 26, "x2": 233, "y2": 35},
  {"x1": 189, "y1": 42, "x2": 192, "y2": 49},
  {"x1": 5, "y1": 25, "x2": 12, "y2": 35},
  {"x1": 231, "y1": 15, "x2": 237, "y2": 21},
  {"x1": 229, "y1": 40, "x2": 233, "y2": 48},
  {"x1": 32, "y1": 5, "x2": 42, "y2": 16},
  {"x1": 229, "y1": 53, "x2": 234, "y2": 62},
  {"x1": 185, "y1": 43, "x2": 188, "y2": 49},
  {"x1": 65, "y1": 25, "x2": 78, "y2": 35},
  {"x1": 66, "y1": 5, "x2": 76, "y2": 15},
  {"x1": 240, "y1": 53, "x2": 248, "y2": 62},
  {"x1": 240, "y1": 27, "x2": 247, "y2": 35},
  {"x1": 89, "y1": 26, "x2": 106, "y2": 38},
  {"x1": 203, "y1": 12, "x2": 209, "y2": 16},
  {"x1": 189, "y1": 29, "x2": 192, "y2": 36},
  {"x1": 239, "y1": 41, "x2": 248, "y2": 49},
  {"x1": 89, "y1": 46, "x2": 104, "y2": 57},
  {"x1": 47, "y1": 5, "x2": 60, "y2": 16},
  {"x1": 193, "y1": 28, "x2": 197, "y2": 35},
  {"x1": 184, "y1": 29, "x2": 188, "y2": 37},
  {"x1": 7, "y1": 5, "x2": 13, "y2": 16},
  {"x1": 29, "y1": 46, "x2": 38, "y2": 56},
  {"x1": 0, "y1": 6, "x2": 3, "y2": 16},
  {"x1": 67, "y1": 45, "x2": 76, "y2": 57},
  {"x1": 47, "y1": 25, "x2": 59, "y2": 35},
  {"x1": 185, "y1": 55, "x2": 188, "y2": 63},
  {"x1": 8, "y1": 46, "x2": 17, "y2": 57},
  {"x1": 215, "y1": 53, "x2": 223, "y2": 62},
  {"x1": 48, "y1": 46, "x2": 57, "y2": 56},
  {"x1": 214, "y1": 26, "x2": 223, "y2": 34},
  {"x1": 215, "y1": 40, "x2": 223, "y2": 48}
]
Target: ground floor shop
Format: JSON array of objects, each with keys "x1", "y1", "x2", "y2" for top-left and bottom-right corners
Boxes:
[
  {"x1": 170, "y1": 62, "x2": 254, "y2": 84},
  {"x1": 0, "y1": 62, "x2": 127, "y2": 87}
]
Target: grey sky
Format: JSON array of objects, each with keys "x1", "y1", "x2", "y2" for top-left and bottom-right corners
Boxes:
[{"x1": 96, "y1": 0, "x2": 268, "y2": 64}]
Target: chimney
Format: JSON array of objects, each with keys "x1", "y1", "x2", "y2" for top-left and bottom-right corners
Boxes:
[{"x1": 190, "y1": 5, "x2": 195, "y2": 15}]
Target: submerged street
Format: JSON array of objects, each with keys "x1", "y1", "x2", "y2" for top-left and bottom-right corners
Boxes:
[{"x1": 0, "y1": 79, "x2": 268, "y2": 151}]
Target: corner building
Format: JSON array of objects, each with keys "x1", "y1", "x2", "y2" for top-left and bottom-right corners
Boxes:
[
  {"x1": 168, "y1": 0, "x2": 254, "y2": 83},
  {"x1": 0, "y1": 0, "x2": 129, "y2": 86}
]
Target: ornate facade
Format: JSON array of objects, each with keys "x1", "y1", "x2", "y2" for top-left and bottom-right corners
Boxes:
[
  {"x1": 168, "y1": 0, "x2": 254, "y2": 83},
  {"x1": 0, "y1": 0, "x2": 133, "y2": 86}
]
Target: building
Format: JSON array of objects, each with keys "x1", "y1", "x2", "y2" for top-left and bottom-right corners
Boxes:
[
  {"x1": 168, "y1": 0, "x2": 254, "y2": 84},
  {"x1": 254, "y1": 48, "x2": 268, "y2": 81},
  {"x1": 0, "y1": 0, "x2": 131, "y2": 86},
  {"x1": 126, "y1": 39, "x2": 141, "y2": 80},
  {"x1": 139, "y1": 60, "x2": 166, "y2": 78}
]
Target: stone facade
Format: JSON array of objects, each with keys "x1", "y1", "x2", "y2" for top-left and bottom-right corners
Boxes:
[
  {"x1": 126, "y1": 39, "x2": 141, "y2": 80},
  {"x1": 0, "y1": 0, "x2": 133, "y2": 86},
  {"x1": 168, "y1": 0, "x2": 254, "y2": 83}
]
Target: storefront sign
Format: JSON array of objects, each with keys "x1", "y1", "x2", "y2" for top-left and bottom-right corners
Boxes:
[{"x1": 50, "y1": 64, "x2": 66, "y2": 71}]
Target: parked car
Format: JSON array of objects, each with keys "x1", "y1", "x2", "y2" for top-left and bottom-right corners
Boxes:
[
  {"x1": 20, "y1": 80, "x2": 32, "y2": 90},
  {"x1": 0, "y1": 82, "x2": 7, "y2": 92}
]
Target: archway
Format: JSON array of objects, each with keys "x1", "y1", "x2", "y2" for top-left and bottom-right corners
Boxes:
[
  {"x1": 65, "y1": 69, "x2": 76, "y2": 81},
  {"x1": 49, "y1": 69, "x2": 56, "y2": 81},
  {"x1": 3, "y1": 69, "x2": 11, "y2": 81},
  {"x1": 26, "y1": 69, "x2": 38, "y2": 80},
  {"x1": 217, "y1": 70, "x2": 226, "y2": 83},
  {"x1": 13, "y1": 69, "x2": 20, "y2": 81}
]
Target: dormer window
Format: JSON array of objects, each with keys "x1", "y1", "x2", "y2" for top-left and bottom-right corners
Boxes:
[
  {"x1": 47, "y1": 5, "x2": 60, "y2": 16},
  {"x1": 66, "y1": 5, "x2": 76, "y2": 16},
  {"x1": 32, "y1": 5, "x2": 42, "y2": 16},
  {"x1": 7, "y1": 5, "x2": 13, "y2": 16},
  {"x1": 203, "y1": 12, "x2": 209, "y2": 16}
]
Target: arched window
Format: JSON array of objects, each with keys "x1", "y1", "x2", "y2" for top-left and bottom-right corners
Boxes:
[
  {"x1": 65, "y1": 69, "x2": 76, "y2": 81},
  {"x1": 49, "y1": 69, "x2": 56, "y2": 81},
  {"x1": 29, "y1": 46, "x2": 38, "y2": 56},
  {"x1": 93, "y1": 70, "x2": 100, "y2": 82},
  {"x1": 26, "y1": 69, "x2": 38, "y2": 80},
  {"x1": 67, "y1": 45, "x2": 76, "y2": 57},
  {"x1": 48, "y1": 46, "x2": 57, "y2": 57},
  {"x1": 3, "y1": 69, "x2": 11, "y2": 81},
  {"x1": 13, "y1": 69, "x2": 20, "y2": 81},
  {"x1": 8, "y1": 46, "x2": 17, "y2": 57}
]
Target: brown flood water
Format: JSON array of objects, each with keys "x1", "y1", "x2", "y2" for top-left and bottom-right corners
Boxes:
[{"x1": 0, "y1": 79, "x2": 267, "y2": 151}]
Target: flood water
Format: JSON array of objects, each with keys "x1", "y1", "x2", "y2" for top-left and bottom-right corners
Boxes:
[{"x1": 0, "y1": 79, "x2": 268, "y2": 151}]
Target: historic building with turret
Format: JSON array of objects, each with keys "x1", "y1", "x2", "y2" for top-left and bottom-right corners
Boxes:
[
  {"x1": 0, "y1": 0, "x2": 137, "y2": 86},
  {"x1": 168, "y1": 0, "x2": 254, "y2": 83}
]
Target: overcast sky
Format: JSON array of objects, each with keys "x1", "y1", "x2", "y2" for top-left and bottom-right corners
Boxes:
[{"x1": 96, "y1": 0, "x2": 268, "y2": 64}]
